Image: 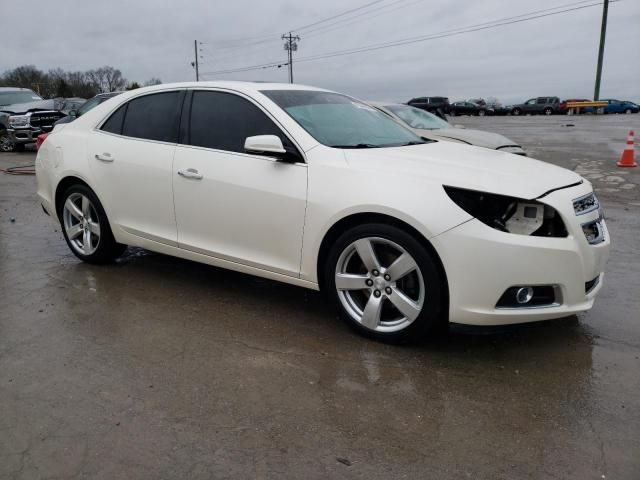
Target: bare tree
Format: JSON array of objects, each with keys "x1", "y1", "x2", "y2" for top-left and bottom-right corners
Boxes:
[{"x1": 143, "y1": 77, "x2": 162, "y2": 86}]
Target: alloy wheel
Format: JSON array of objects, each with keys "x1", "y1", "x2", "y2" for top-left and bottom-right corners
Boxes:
[
  {"x1": 335, "y1": 237, "x2": 425, "y2": 333},
  {"x1": 63, "y1": 193, "x2": 101, "y2": 255}
]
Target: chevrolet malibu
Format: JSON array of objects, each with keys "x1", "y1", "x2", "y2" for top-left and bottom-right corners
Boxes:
[{"x1": 36, "y1": 82, "x2": 609, "y2": 342}]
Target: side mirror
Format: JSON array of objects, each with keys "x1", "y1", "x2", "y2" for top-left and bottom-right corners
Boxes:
[
  {"x1": 68, "y1": 110, "x2": 77, "y2": 117},
  {"x1": 244, "y1": 135, "x2": 286, "y2": 156}
]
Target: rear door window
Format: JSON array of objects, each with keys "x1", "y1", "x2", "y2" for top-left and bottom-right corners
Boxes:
[{"x1": 119, "y1": 91, "x2": 183, "y2": 142}]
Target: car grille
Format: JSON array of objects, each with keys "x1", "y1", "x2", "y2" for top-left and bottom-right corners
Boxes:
[{"x1": 29, "y1": 111, "x2": 65, "y2": 131}]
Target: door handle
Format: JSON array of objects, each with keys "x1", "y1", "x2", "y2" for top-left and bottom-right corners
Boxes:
[
  {"x1": 95, "y1": 153, "x2": 114, "y2": 162},
  {"x1": 177, "y1": 168, "x2": 203, "y2": 180}
]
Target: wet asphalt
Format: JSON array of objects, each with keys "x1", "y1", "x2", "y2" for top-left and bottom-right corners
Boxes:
[{"x1": 1, "y1": 115, "x2": 639, "y2": 479}]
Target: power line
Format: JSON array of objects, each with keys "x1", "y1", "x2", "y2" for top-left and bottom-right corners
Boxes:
[
  {"x1": 197, "y1": 0, "x2": 401, "y2": 57},
  {"x1": 302, "y1": 0, "x2": 414, "y2": 37},
  {"x1": 292, "y1": 0, "x2": 388, "y2": 31},
  {"x1": 294, "y1": 1, "x2": 615, "y2": 64},
  {"x1": 200, "y1": 0, "x2": 616, "y2": 76},
  {"x1": 302, "y1": 0, "x2": 423, "y2": 40}
]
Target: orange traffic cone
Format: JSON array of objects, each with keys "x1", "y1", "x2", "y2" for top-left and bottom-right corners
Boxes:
[{"x1": 617, "y1": 130, "x2": 637, "y2": 167}]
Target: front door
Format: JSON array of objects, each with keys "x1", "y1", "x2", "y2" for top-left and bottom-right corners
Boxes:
[{"x1": 172, "y1": 90, "x2": 307, "y2": 277}]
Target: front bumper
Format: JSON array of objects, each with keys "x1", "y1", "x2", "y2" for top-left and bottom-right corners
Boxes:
[
  {"x1": 432, "y1": 182, "x2": 609, "y2": 325},
  {"x1": 7, "y1": 127, "x2": 42, "y2": 145}
]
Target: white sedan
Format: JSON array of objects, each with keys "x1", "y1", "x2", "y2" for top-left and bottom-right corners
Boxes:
[
  {"x1": 370, "y1": 102, "x2": 527, "y2": 156},
  {"x1": 36, "y1": 82, "x2": 609, "y2": 342}
]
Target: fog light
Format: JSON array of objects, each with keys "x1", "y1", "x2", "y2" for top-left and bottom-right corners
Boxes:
[
  {"x1": 496, "y1": 285, "x2": 559, "y2": 309},
  {"x1": 516, "y1": 287, "x2": 534, "y2": 304}
]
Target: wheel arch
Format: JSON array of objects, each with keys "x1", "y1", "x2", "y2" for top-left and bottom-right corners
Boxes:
[
  {"x1": 54, "y1": 175, "x2": 111, "y2": 223},
  {"x1": 316, "y1": 212, "x2": 449, "y2": 305}
]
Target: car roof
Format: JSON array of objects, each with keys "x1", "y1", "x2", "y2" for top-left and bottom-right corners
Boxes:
[{"x1": 118, "y1": 81, "x2": 329, "y2": 96}]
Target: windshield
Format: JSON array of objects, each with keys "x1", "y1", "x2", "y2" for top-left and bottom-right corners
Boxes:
[
  {"x1": 385, "y1": 104, "x2": 450, "y2": 130},
  {"x1": 0, "y1": 90, "x2": 43, "y2": 107},
  {"x1": 261, "y1": 90, "x2": 424, "y2": 148}
]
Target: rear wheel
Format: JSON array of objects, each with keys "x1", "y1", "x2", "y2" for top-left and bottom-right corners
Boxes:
[
  {"x1": 60, "y1": 184, "x2": 126, "y2": 264},
  {"x1": 324, "y1": 223, "x2": 446, "y2": 343},
  {"x1": 477, "y1": 109, "x2": 486, "y2": 116}
]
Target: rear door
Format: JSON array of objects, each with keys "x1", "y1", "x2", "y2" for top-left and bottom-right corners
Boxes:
[
  {"x1": 88, "y1": 90, "x2": 184, "y2": 245},
  {"x1": 172, "y1": 89, "x2": 308, "y2": 277}
]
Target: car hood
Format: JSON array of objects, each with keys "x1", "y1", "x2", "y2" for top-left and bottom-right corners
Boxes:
[
  {"x1": 342, "y1": 141, "x2": 582, "y2": 200},
  {"x1": 0, "y1": 99, "x2": 57, "y2": 114},
  {"x1": 415, "y1": 127, "x2": 520, "y2": 149}
]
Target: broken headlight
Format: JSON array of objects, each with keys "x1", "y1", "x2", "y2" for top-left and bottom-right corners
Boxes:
[
  {"x1": 8, "y1": 115, "x2": 30, "y2": 128},
  {"x1": 444, "y1": 186, "x2": 567, "y2": 237}
]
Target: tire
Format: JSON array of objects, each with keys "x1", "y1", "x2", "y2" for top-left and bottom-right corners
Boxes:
[
  {"x1": 477, "y1": 109, "x2": 486, "y2": 117},
  {"x1": 543, "y1": 107, "x2": 553, "y2": 116},
  {"x1": 512, "y1": 108, "x2": 522, "y2": 116},
  {"x1": 449, "y1": 110, "x2": 456, "y2": 117},
  {"x1": 0, "y1": 131, "x2": 14, "y2": 152},
  {"x1": 14, "y1": 143, "x2": 26, "y2": 152},
  {"x1": 624, "y1": 108, "x2": 632, "y2": 114},
  {"x1": 59, "y1": 184, "x2": 126, "y2": 264},
  {"x1": 323, "y1": 223, "x2": 447, "y2": 343}
]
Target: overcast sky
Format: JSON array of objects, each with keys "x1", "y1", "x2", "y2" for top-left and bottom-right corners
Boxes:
[{"x1": 3, "y1": 0, "x2": 639, "y2": 103}]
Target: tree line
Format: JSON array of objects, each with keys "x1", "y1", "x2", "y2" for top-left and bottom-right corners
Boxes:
[{"x1": 0, "y1": 65, "x2": 161, "y2": 99}]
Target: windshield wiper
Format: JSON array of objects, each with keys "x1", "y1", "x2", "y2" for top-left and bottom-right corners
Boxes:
[
  {"x1": 330, "y1": 143, "x2": 381, "y2": 149},
  {"x1": 398, "y1": 140, "x2": 427, "y2": 146}
]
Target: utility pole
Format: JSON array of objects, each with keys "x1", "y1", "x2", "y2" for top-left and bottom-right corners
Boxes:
[
  {"x1": 193, "y1": 40, "x2": 200, "y2": 81},
  {"x1": 593, "y1": 0, "x2": 609, "y2": 100},
  {"x1": 281, "y1": 32, "x2": 300, "y2": 84}
]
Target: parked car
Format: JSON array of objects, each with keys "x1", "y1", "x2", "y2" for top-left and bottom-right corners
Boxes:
[
  {"x1": 36, "y1": 82, "x2": 609, "y2": 342},
  {"x1": 559, "y1": 98, "x2": 592, "y2": 114},
  {"x1": 510, "y1": 97, "x2": 561, "y2": 116},
  {"x1": 407, "y1": 96, "x2": 450, "y2": 114},
  {"x1": 468, "y1": 98, "x2": 486, "y2": 106},
  {"x1": 54, "y1": 92, "x2": 122, "y2": 126},
  {"x1": 485, "y1": 100, "x2": 510, "y2": 116},
  {"x1": 371, "y1": 102, "x2": 525, "y2": 155},
  {"x1": 1, "y1": 87, "x2": 66, "y2": 152},
  {"x1": 601, "y1": 99, "x2": 639, "y2": 114},
  {"x1": 449, "y1": 101, "x2": 493, "y2": 117}
]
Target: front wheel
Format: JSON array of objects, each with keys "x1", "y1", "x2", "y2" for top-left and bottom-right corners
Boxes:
[
  {"x1": 624, "y1": 108, "x2": 632, "y2": 114},
  {"x1": 0, "y1": 131, "x2": 14, "y2": 152},
  {"x1": 512, "y1": 108, "x2": 522, "y2": 116},
  {"x1": 324, "y1": 224, "x2": 446, "y2": 343},
  {"x1": 60, "y1": 184, "x2": 126, "y2": 264},
  {"x1": 477, "y1": 109, "x2": 486, "y2": 116},
  {"x1": 543, "y1": 107, "x2": 553, "y2": 116}
]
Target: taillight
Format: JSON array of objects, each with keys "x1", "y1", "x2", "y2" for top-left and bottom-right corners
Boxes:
[{"x1": 36, "y1": 133, "x2": 49, "y2": 150}]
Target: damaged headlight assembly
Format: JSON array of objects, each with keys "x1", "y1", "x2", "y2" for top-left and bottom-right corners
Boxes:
[
  {"x1": 444, "y1": 186, "x2": 567, "y2": 237},
  {"x1": 8, "y1": 115, "x2": 30, "y2": 128}
]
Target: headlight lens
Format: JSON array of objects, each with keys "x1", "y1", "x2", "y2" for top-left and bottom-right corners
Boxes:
[
  {"x1": 8, "y1": 115, "x2": 29, "y2": 128},
  {"x1": 444, "y1": 186, "x2": 567, "y2": 237}
]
